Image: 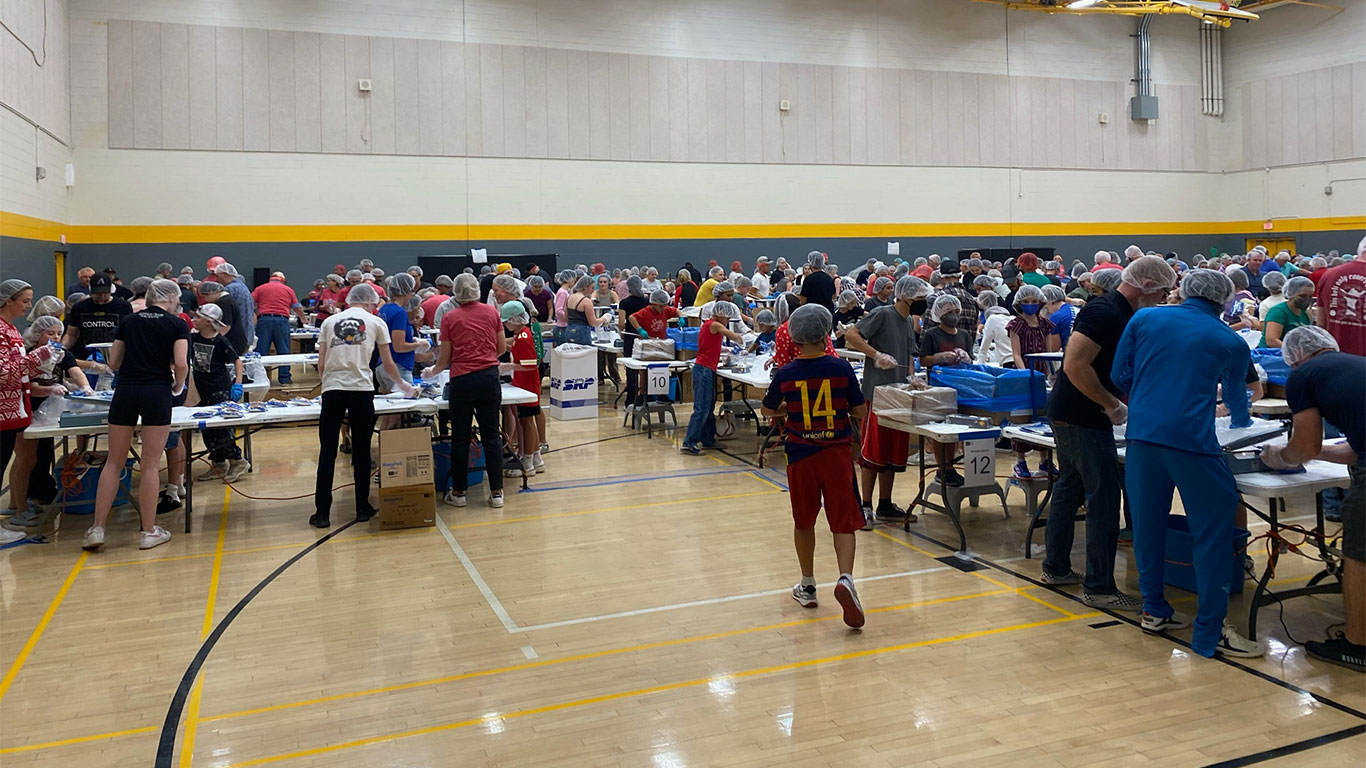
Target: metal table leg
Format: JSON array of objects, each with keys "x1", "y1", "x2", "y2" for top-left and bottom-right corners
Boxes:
[{"x1": 183, "y1": 429, "x2": 194, "y2": 534}]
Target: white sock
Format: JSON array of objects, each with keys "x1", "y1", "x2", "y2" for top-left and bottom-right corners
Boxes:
[
  {"x1": 800, "y1": 576, "x2": 816, "y2": 588},
  {"x1": 840, "y1": 573, "x2": 853, "y2": 583}
]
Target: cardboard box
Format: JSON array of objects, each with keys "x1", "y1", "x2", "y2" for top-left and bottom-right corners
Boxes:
[
  {"x1": 378, "y1": 483, "x2": 437, "y2": 530},
  {"x1": 379, "y1": 427, "x2": 434, "y2": 488}
]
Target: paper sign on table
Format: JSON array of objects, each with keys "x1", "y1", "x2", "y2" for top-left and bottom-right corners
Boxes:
[{"x1": 963, "y1": 438, "x2": 995, "y2": 488}]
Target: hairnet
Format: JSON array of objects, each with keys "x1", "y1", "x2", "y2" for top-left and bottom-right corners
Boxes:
[
  {"x1": 452, "y1": 274, "x2": 481, "y2": 303},
  {"x1": 492, "y1": 274, "x2": 522, "y2": 297},
  {"x1": 325, "y1": 273, "x2": 344, "y2": 285},
  {"x1": 573, "y1": 275, "x2": 594, "y2": 292},
  {"x1": 156, "y1": 262, "x2": 173, "y2": 274},
  {"x1": 1283, "y1": 275, "x2": 1314, "y2": 298},
  {"x1": 0, "y1": 279, "x2": 31, "y2": 306},
  {"x1": 434, "y1": 274, "x2": 454, "y2": 289},
  {"x1": 23, "y1": 314, "x2": 63, "y2": 345},
  {"x1": 213, "y1": 263, "x2": 238, "y2": 277},
  {"x1": 1012, "y1": 284, "x2": 1045, "y2": 309},
  {"x1": 678, "y1": 269, "x2": 691, "y2": 282},
  {"x1": 755, "y1": 308, "x2": 777, "y2": 326},
  {"x1": 1179, "y1": 269, "x2": 1235, "y2": 306},
  {"x1": 838, "y1": 289, "x2": 860, "y2": 307},
  {"x1": 649, "y1": 289, "x2": 669, "y2": 305},
  {"x1": 624, "y1": 275, "x2": 644, "y2": 298},
  {"x1": 806, "y1": 250, "x2": 826, "y2": 267},
  {"x1": 346, "y1": 269, "x2": 363, "y2": 281},
  {"x1": 895, "y1": 275, "x2": 931, "y2": 302},
  {"x1": 733, "y1": 275, "x2": 752, "y2": 289},
  {"x1": 360, "y1": 259, "x2": 374, "y2": 268},
  {"x1": 147, "y1": 278, "x2": 181, "y2": 304},
  {"x1": 776, "y1": 293, "x2": 800, "y2": 324},
  {"x1": 873, "y1": 276, "x2": 893, "y2": 294},
  {"x1": 712, "y1": 280, "x2": 734, "y2": 295},
  {"x1": 1282, "y1": 325, "x2": 1339, "y2": 367},
  {"x1": 929, "y1": 294, "x2": 961, "y2": 323},
  {"x1": 27, "y1": 295, "x2": 65, "y2": 320},
  {"x1": 525, "y1": 274, "x2": 544, "y2": 290},
  {"x1": 500, "y1": 300, "x2": 529, "y2": 323},
  {"x1": 176, "y1": 273, "x2": 195, "y2": 286},
  {"x1": 1091, "y1": 269, "x2": 1123, "y2": 293},
  {"x1": 976, "y1": 290, "x2": 1000, "y2": 309},
  {"x1": 708, "y1": 300, "x2": 738, "y2": 320},
  {"x1": 708, "y1": 266, "x2": 724, "y2": 278},
  {"x1": 345, "y1": 283, "x2": 379, "y2": 305},
  {"x1": 894, "y1": 262, "x2": 910, "y2": 279},
  {"x1": 1226, "y1": 265, "x2": 1249, "y2": 291},
  {"x1": 407, "y1": 265, "x2": 424, "y2": 277},
  {"x1": 1040, "y1": 284, "x2": 1066, "y2": 303},
  {"x1": 788, "y1": 304, "x2": 832, "y2": 344},
  {"x1": 387, "y1": 272, "x2": 416, "y2": 296},
  {"x1": 1120, "y1": 255, "x2": 1177, "y2": 294},
  {"x1": 972, "y1": 274, "x2": 995, "y2": 292},
  {"x1": 198, "y1": 280, "x2": 223, "y2": 295}
]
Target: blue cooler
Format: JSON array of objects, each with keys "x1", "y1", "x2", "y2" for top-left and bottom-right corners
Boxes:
[
  {"x1": 432, "y1": 439, "x2": 486, "y2": 492},
  {"x1": 54, "y1": 456, "x2": 133, "y2": 514},
  {"x1": 1163, "y1": 514, "x2": 1250, "y2": 595}
]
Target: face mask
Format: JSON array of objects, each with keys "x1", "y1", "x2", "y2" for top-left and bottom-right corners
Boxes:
[
  {"x1": 909, "y1": 298, "x2": 928, "y2": 315},
  {"x1": 940, "y1": 312, "x2": 961, "y2": 327},
  {"x1": 1291, "y1": 297, "x2": 1313, "y2": 311},
  {"x1": 1021, "y1": 303, "x2": 1041, "y2": 315}
]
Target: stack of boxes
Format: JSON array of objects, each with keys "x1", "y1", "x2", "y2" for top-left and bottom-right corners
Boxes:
[{"x1": 377, "y1": 427, "x2": 437, "y2": 530}]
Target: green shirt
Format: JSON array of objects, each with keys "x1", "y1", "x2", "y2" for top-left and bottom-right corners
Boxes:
[
  {"x1": 1022, "y1": 272, "x2": 1052, "y2": 289},
  {"x1": 1258, "y1": 300, "x2": 1311, "y2": 348}
]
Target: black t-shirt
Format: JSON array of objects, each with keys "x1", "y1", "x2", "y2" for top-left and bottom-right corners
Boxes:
[
  {"x1": 833, "y1": 305, "x2": 865, "y2": 327},
  {"x1": 855, "y1": 268, "x2": 872, "y2": 287},
  {"x1": 190, "y1": 332, "x2": 239, "y2": 396},
  {"x1": 180, "y1": 288, "x2": 199, "y2": 314},
  {"x1": 918, "y1": 326, "x2": 972, "y2": 366},
  {"x1": 65, "y1": 297, "x2": 133, "y2": 357},
  {"x1": 112, "y1": 284, "x2": 134, "y2": 301},
  {"x1": 115, "y1": 306, "x2": 189, "y2": 386},
  {"x1": 1047, "y1": 290, "x2": 1135, "y2": 430},
  {"x1": 1286, "y1": 351, "x2": 1365, "y2": 455},
  {"x1": 213, "y1": 295, "x2": 249, "y2": 355},
  {"x1": 618, "y1": 294, "x2": 649, "y2": 357},
  {"x1": 479, "y1": 273, "x2": 496, "y2": 304},
  {"x1": 800, "y1": 271, "x2": 836, "y2": 313},
  {"x1": 1003, "y1": 288, "x2": 1021, "y2": 316}
]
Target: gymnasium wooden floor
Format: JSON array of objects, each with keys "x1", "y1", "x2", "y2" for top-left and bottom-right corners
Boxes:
[{"x1": 1, "y1": 382, "x2": 1362, "y2": 767}]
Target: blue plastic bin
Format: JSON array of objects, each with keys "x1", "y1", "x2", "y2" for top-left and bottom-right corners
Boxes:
[
  {"x1": 54, "y1": 457, "x2": 133, "y2": 515},
  {"x1": 433, "y1": 438, "x2": 486, "y2": 492},
  {"x1": 1249, "y1": 348, "x2": 1290, "y2": 387},
  {"x1": 1163, "y1": 514, "x2": 1249, "y2": 595},
  {"x1": 666, "y1": 327, "x2": 700, "y2": 351}
]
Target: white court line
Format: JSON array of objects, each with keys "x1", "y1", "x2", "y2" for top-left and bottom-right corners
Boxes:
[
  {"x1": 521, "y1": 646, "x2": 538, "y2": 659},
  {"x1": 512, "y1": 565, "x2": 954, "y2": 633},
  {"x1": 435, "y1": 514, "x2": 520, "y2": 634}
]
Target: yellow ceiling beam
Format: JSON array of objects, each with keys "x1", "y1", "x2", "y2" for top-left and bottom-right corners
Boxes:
[{"x1": 969, "y1": 1, "x2": 1260, "y2": 28}]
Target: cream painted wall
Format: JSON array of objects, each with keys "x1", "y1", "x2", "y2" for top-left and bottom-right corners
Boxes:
[{"x1": 0, "y1": 0, "x2": 72, "y2": 228}]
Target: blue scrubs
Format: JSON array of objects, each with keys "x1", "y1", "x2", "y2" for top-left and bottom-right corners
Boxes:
[{"x1": 1113, "y1": 298, "x2": 1252, "y2": 656}]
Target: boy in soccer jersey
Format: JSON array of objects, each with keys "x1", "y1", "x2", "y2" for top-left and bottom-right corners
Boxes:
[{"x1": 761, "y1": 304, "x2": 868, "y2": 628}]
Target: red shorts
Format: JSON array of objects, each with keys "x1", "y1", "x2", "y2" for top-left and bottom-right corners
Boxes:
[
  {"x1": 786, "y1": 446, "x2": 863, "y2": 534},
  {"x1": 858, "y1": 412, "x2": 909, "y2": 472}
]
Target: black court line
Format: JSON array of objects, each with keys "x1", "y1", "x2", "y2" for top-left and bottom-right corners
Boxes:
[
  {"x1": 154, "y1": 520, "x2": 359, "y2": 768},
  {"x1": 1200, "y1": 723, "x2": 1366, "y2": 767},
  {"x1": 1089, "y1": 620, "x2": 1123, "y2": 629},
  {"x1": 897, "y1": 526, "x2": 1366, "y2": 722}
]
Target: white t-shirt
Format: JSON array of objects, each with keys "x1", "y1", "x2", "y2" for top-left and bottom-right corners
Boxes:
[
  {"x1": 1258, "y1": 294, "x2": 1285, "y2": 320},
  {"x1": 318, "y1": 306, "x2": 391, "y2": 392}
]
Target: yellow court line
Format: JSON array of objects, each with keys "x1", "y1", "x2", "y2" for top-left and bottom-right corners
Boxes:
[
  {"x1": 0, "y1": 725, "x2": 158, "y2": 755},
  {"x1": 0, "y1": 552, "x2": 89, "y2": 701},
  {"x1": 177, "y1": 488, "x2": 232, "y2": 768},
  {"x1": 200, "y1": 587, "x2": 1009, "y2": 724},
  {"x1": 225, "y1": 612, "x2": 1087, "y2": 767}
]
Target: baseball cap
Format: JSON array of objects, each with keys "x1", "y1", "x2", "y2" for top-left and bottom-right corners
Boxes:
[
  {"x1": 89, "y1": 274, "x2": 113, "y2": 293},
  {"x1": 756, "y1": 256, "x2": 771, "y2": 265},
  {"x1": 1001, "y1": 265, "x2": 1021, "y2": 281},
  {"x1": 939, "y1": 261, "x2": 962, "y2": 276},
  {"x1": 195, "y1": 303, "x2": 228, "y2": 329}
]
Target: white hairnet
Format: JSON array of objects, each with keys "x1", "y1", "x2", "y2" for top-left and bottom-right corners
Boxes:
[
  {"x1": 872, "y1": 276, "x2": 893, "y2": 294},
  {"x1": 755, "y1": 308, "x2": 776, "y2": 326},
  {"x1": 1179, "y1": 269, "x2": 1235, "y2": 306},
  {"x1": 1040, "y1": 284, "x2": 1066, "y2": 303},
  {"x1": 625, "y1": 275, "x2": 644, "y2": 297},
  {"x1": 452, "y1": 273, "x2": 481, "y2": 303},
  {"x1": 129, "y1": 276, "x2": 153, "y2": 296},
  {"x1": 929, "y1": 294, "x2": 961, "y2": 323},
  {"x1": 838, "y1": 289, "x2": 861, "y2": 307},
  {"x1": 27, "y1": 295, "x2": 65, "y2": 321},
  {"x1": 806, "y1": 250, "x2": 826, "y2": 267},
  {"x1": 1119, "y1": 255, "x2": 1177, "y2": 294},
  {"x1": 788, "y1": 304, "x2": 831, "y2": 344},
  {"x1": 346, "y1": 269, "x2": 363, "y2": 281},
  {"x1": 573, "y1": 274, "x2": 594, "y2": 292},
  {"x1": 1261, "y1": 271, "x2": 1286, "y2": 293},
  {"x1": 649, "y1": 289, "x2": 669, "y2": 305},
  {"x1": 1091, "y1": 269, "x2": 1123, "y2": 293},
  {"x1": 346, "y1": 283, "x2": 380, "y2": 305},
  {"x1": 1282, "y1": 325, "x2": 1339, "y2": 367},
  {"x1": 325, "y1": 273, "x2": 344, "y2": 285},
  {"x1": 976, "y1": 290, "x2": 1000, "y2": 309},
  {"x1": 895, "y1": 275, "x2": 931, "y2": 302},
  {"x1": 147, "y1": 278, "x2": 181, "y2": 304},
  {"x1": 22, "y1": 315, "x2": 63, "y2": 346},
  {"x1": 1226, "y1": 265, "x2": 1249, "y2": 291},
  {"x1": 1011, "y1": 284, "x2": 1045, "y2": 309},
  {"x1": 712, "y1": 281, "x2": 734, "y2": 295},
  {"x1": 387, "y1": 272, "x2": 417, "y2": 296},
  {"x1": 1283, "y1": 275, "x2": 1314, "y2": 298},
  {"x1": 708, "y1": 300, "x2": 738, "y2": 320},
  {"x1": 0, "y1": 279, "x2": 31, "y2": 306}
]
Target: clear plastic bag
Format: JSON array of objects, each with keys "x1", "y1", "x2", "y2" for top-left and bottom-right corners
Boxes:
[
  {"x1": 31, "y1": 395, "x2": 66, "y2": 426},
  {"x1": 870, "y1": 384, "x2": 958, "y2": 428}
]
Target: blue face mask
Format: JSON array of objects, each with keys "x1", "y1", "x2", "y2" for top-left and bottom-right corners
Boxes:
[{"x1": 1021, "y1": 303, "x2": 1042, "y2": 315}]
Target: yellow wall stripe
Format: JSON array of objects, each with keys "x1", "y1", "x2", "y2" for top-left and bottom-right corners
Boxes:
[{"x1": 3, "y1": 211, "x2": 1363, "y2": 245}]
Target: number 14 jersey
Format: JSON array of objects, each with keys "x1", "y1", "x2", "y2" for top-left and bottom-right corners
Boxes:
[{"x1": 761, "y1": 355, "x2": 865, "y2": 463}]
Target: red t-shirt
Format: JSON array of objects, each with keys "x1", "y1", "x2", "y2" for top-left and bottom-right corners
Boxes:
[
  {"x1": 630, "y1": 305, "x2": 678, "y2": 338},
  {"x1": 1093, "y1": 263, "x2": 1123, "y2": 271},
  {"x1": 1315, "y1": 259, "x2": 1366, "y2": 356},
  {"x1": 695, "y1": 319, "x2": 724, "y2": 370},
  {"x1": 772, "y1": 321, "x2": 836, "y2": 369},
  {"x1": 420, "y1": 293, "x2": 448, "y2": 327},
  {"x1": 337, "y1": 284, "x2": 386, "y2": 306},
  {"x1": 252, "y1": 280, "x2": 299, "y2": 316},
  {"x1": 441, "y1": 302, "x2": 502, "y2": 377},
  {"x1": 1309, "y1": 267, "x2": 1330, "y2": 286},
  {"x1": 510, "y1": 327, "x2": 540, "y2": 394}
]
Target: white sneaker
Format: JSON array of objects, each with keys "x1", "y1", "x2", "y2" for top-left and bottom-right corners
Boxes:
[
  {"x1": 1141, "y1": 611, "x2": 1191, "y2": 634},
  {"x1": 834, "y1": 576, "x2": 865, "y2": 628},
  {"x1": 860, "y1": 506, "x2": 875, "y2": 532},
  {"x1": 1216, "y1": 620, "x2": 1266, "y2": 658},
  {"x1": 488, "y1": 492, "x2": 505, "y2": 509},
  {"x1": 0, "y1": 527, "x2": 28, "y2": 544},
  {"x1": 82, "y1": 525, "x2": 106, "y2": 551},
  {"x1": 223, "y1": 459, "x2": 250, "y2": 482},
  {"x1": 791, "y1": 583, "x2": 818, "y2": 608},
  {"x1": 139, "y1": 526, "x2": 172, "y2": 550},
  {"x1": 196, "y1": 461, "x2": 228, "y2": 482},
  {"x1": 443, "y1": 490, "x2": 467, "y2": 507},
  {"x1": 532, "y1": 452, "x2": 545, "y2": 472},
  {"x1": 503, "y1": 467, "x2": 523, "y2": 478}
]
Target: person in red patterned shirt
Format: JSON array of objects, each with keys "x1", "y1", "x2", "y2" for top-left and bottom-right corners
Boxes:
[{"x1": 1315, "y1": 235, "x2": 1366, "y2": 357}]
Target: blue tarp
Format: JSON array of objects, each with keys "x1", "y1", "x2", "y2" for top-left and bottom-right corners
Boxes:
[{"x1": 928, "y1": 364, "x2": 1048, "y2": 414}]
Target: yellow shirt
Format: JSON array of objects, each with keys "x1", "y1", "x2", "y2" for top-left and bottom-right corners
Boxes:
[{"x1": 695, "y1": 278, "x2": 719, "y2": 306}]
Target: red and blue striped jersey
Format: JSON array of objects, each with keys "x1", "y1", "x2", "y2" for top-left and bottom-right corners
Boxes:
[{"x1": 761, "y1": 356, "x2": 865, "y2": 463}]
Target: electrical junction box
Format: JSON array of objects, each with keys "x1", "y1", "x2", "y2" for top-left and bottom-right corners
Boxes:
[
  {"x1": 1130, "y1": 95, "x2": 1159, "y2": 121},
  {"x1": 358, "y1": 78, "x2": 372, "y2": 92}
]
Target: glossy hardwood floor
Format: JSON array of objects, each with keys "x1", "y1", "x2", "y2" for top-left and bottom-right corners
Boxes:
[{"x1": 0, "y1": 384, "x2": 1362, "y2": 767}]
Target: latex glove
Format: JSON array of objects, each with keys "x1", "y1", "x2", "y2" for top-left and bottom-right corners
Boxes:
[
  {"x1": 874, "y1": 352, "x2": 897, "y2": 370},
  {"x1": 77, "y1": 387, "x2": 94, "y2": 397},
  {"x1": 89, "y1": 362, "x2": 112, "y2": 375},
  {"x1": 230, "y1": 383, "x2": 244, "y2": 401},
  {"x1": 1104, "y1": 401, "x2": 1128, "y2": 425},
  {"x1": 421, "y1": 366, "x2": 437, "y2": 380},
  {"x1": 413, "y1": 338, "x2": 432, "y2": 354},
  {"x1": 1215, "y1": 403, "x2": 1229, "y2": 417},
  {"x1": 498, "y1": 362, "x2": 514, "y2": 375},
  {"x1": 47, "y1": 384, "x2": 68, "y2": 397},
  {"x1": 638, "y1": 327, "x2": 649, "y2": 338},
  {"x1": 171, "y1": 382, "x2": 186, "y2": 398},
  {"x1": 396, "y1": 380, "x2": 417, "y2": 398},
  {"x1": 954, "y1": 348, "x2": 972, "y2": 364}
]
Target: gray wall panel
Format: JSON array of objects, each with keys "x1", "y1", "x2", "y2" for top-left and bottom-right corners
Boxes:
[
  {"x1": 565, "y1": 50, "x2": 589, "y2": 159},
  {"x1": 778, "y1": 63, "x2": 798, "y2": 162},
  {"x1": 318, "y1": 34, "x2": 346, "y2": 154},
  {"x1": 391, "y1": 37, "x2": 420, "y2": 155},
  {"x1": 686, "y1": 59, "x2": 706, "y2": 161},
  {"x1": 187, "y1": 25, "x2": 217, "y2": 150},
  {"x1": 648, "y1": 55, "x2": 671, "y2": 161},
  {"x1": 544, "y1": 47, "x2": 569, "y2": 159},
  {"x1": 441, "y1": 41, "x2": 468, "y2": 157},
  {"x1": 215, "y1": 26, "x2": 244, "y2": 150},
  {"x1": 131, "y1": 21, "x2": 162, "y2": 148},
  {"x1": 796, "y1": 64, "x2": 815, "y2": 163},
  {"x1": 241, "y1": 28, "x2": 270, "y2": 151},
  {"x1": 608, "y1": 53, "x2": 631, "y2": 160},
  {"x1": 501, "y1": 45, "x2": 527, "y2": 158},
  {"x1": 627, "y1": 54, "x2": 650, "y2": 161},
  {"x1": 293, "y1": 32, "x2": 321, "y2": 153},
  {"x1": 368, "y1": 36, "x2": 396, "y2": 155},
  {"x1": 159, "y1": 23, "x2": 189, "y2": 150},
  {"x1": 267, "y1": 30, "x2": 296, "y2": 151},
  {"x1": 418, "y1": 39, "x2": 444, "y2": 156},
  {"x1": 478, "y1": 44, "x2": 505, "y2": 157},
  {"x1": 705, "y1": 59, "x2": 726, "y2": 163},
  {"x1": 725, "y1": 60, "x2": 745, "y2": 163},
  {"x1": 864, "y1": 67, "x2": 882, "y2": 164},
  {"x1": 523, "y1": 46, "x2": 548, "y2": 158},
  {"x1": 587, "y1": 52, "x2": 610, "y2": 160},
  {"x1": 463, "y1": 42, "x2": 482, "y2": 156},
  {"x1": 760, "y1": 62, "x2": 780, "y2": 163},
  {"x1": 107, "y1": 20, "x2": 134, "y2": 148},
  {"x1": 813, "y1": 64, "x2": 833, "y2": 165},
  {"x1": 343, "y1": 36, "x2": 369, "y2": 154}
]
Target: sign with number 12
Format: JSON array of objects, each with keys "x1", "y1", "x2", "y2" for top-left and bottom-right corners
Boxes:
[{"x1": 963, "y1": 439, "x2": 995, "y2": 488}]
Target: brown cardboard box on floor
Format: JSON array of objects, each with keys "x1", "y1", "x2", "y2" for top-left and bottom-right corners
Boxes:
[
  {"x1": 378, "y1": 483, "x2": 436, "y2": 530},
  {"x1": 379, "y1": 427, "x2": 434, "y2": 488}
]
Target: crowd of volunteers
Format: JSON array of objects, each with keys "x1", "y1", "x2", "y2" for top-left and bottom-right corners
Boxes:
[{"x1": 0, "y1": 238, "x2": 1361, "y2": 669}]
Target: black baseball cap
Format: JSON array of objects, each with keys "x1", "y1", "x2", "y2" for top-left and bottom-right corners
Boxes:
[
  {"x1": 1001, "y1": 265, "x2": 1021, "y2": 281},
  {"x1": 89, "y1": 274, "x2": 113, "y2": 293}
]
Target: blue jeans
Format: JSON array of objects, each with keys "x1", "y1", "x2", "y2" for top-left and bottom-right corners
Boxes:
[
  {"x1": 1127, "y1": 440, "x2": 1237, "y2": 657},
  {"x1": 564, "y1": 324, "x2": 593, "y2": 345},
  {"x1": 684, "y1": 366, "x2": 716, "y2": 449},
  {"x1": 1044, "y1": 423, "x2": 1122, "y2": 594},
  {"x1": 254, "y1": 314, "x2": 293, "y2": 383}
]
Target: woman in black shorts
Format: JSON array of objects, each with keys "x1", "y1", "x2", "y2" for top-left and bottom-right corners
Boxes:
[{"x1": 83, "y1": 279, "x2": 189, "y2": 552}]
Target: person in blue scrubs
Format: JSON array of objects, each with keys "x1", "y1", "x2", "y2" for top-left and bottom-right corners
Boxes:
[{"x1": 1112, "y1": 269, "x2": 1266, "y2": 659}]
